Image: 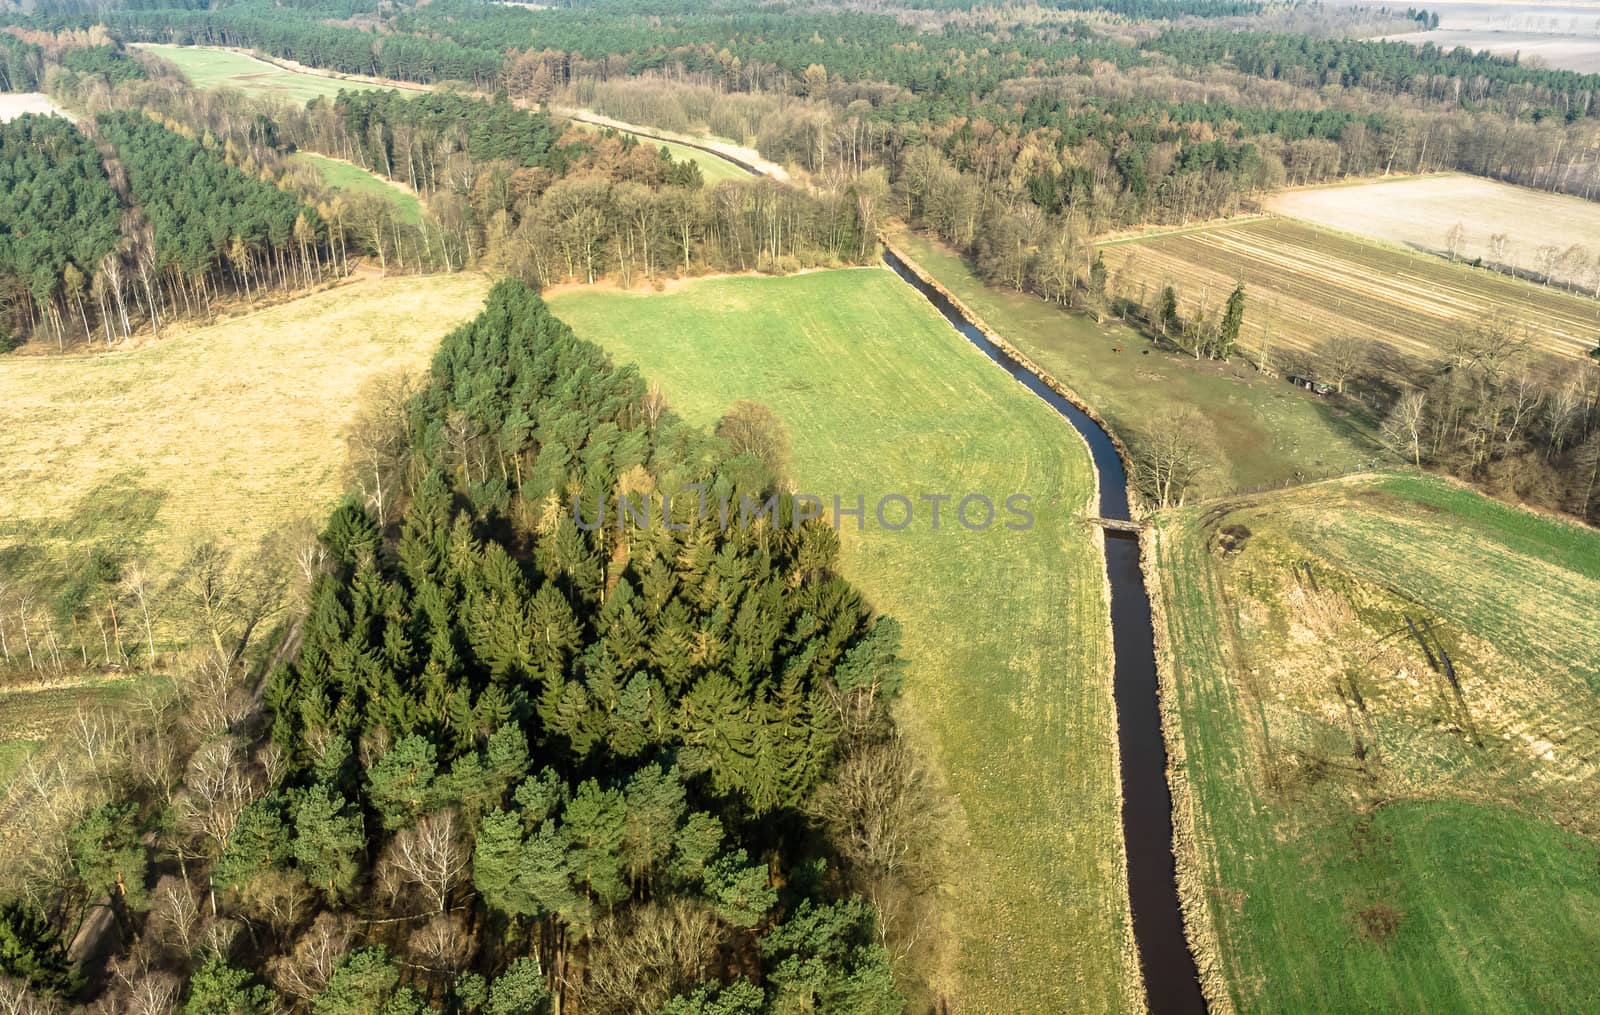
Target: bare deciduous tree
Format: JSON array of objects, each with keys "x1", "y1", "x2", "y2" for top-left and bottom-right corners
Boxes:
[
  {"x1": 1382, "y1": 390, "x2": 1429, "y2": 466},
  {"x1": 0, "y1": 976, "x2": 61, "y2": 1015},
  {"x1": 380, "y1": 811, "x2": 470, "y2": 915},
  {"x1": 641, "y1": 380, "x2": 668, "y2": 428},
  {"x1": 715, "y1": 400, "x2": 790, "y2": 481},
  {"x1": 147, "y1": 877, "x2": 203, "y2": 956},
  {"x1": 176, "y1": 736, "x2": 258, "y2": 859},
  {"x1": 268, "y1": 911, "x2": 354, "y2": 1002},
  {"x1": 1319, "y1": 335, "x2": 1369, "y2": 394},
  {"x1": 345, "y1": 370, "x2": 420, "y2": 525},
  {"x1": 181, "y1": 653, "x2": 254, "y2": 738},
  {"x1": 583, "y1": 901, "x2": 725, "y2": 1015},
  {"x1": 1134, "y1": 409, "x2": 1213, "y2": 508},
  {"x1": 407, "y1": 912, "x2": 473, "y2": 972}
]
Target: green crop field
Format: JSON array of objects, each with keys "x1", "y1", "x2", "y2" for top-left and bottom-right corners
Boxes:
[
  {"x1": 550, "y1": 268, "x2": 1135, "y2": 1012},
  {"x1": 1151, "y1": 472, "x2": 1600, "y2": 1012},
  {"x1": 892, "y1": 231, "x2": 1379, "y2": 499},
  {"x1": 138, "y1": 44, "x2": 393, "y2": 103},
  {"x1": 291, "y1": 152, "x2": 423, "y2": 224}
]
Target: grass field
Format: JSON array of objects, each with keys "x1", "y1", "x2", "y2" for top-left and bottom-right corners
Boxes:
[
  {"x1": 0, "y1": 274, "x2": 489, "y2": 623},
  {"x1": 1100, "y1": 216, "x2": 1600, "y2": 366},
  {"x1": 292, "y1": 152, "x2": 423, "y2": 224},
  {"x1": 139, "y1": 44, "x2": 390, "y2": 103},
  {"x1": 550, "y1": 269, "x2": 1135, "y2": 1012},
  {"x1": 1265, "y1": 174, "x2": 1600, "y2": 295},
  {"x1": 892, "y1": 231, "x2": 1380, "y2": 498},
  {"x1": 1152, "y1": 472, "x2": 1600, "y2": 1011},
  {"x1": 572, "y1": 121, "x2": 750, "y2": 186}
]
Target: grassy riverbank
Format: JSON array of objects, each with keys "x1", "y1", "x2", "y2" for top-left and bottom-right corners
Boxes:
[
  {"x1": 1151, "y1": 472, "x2": 1600, "y2": 1011},
  {"x1": 890, "y1": 231, "x2": 1378, "y2": 498},
  {"x1": 551, "y1": 267, "x2": 1136, "y2": 1011}
]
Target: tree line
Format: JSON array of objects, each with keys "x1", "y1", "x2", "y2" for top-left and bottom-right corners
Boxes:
[
  {"x1": 0, "y1": 115, "x2": 122, "y2": 350},
  {"x1": 0, "y1": 281, "x2": 943, "y2": 1014},
  {"x1": 1144, "y1": 29, "x2": 1600, "y2": 121},
  {"x1": 1378, "y1": 326, "x2": 1600, "y2": 522}
]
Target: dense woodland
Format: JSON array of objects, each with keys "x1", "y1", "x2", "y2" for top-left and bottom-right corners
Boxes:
[
  {"x1": 0, "y1": 114, "x2": 120, "y2": 350},
  {"x1": 0, "y1": 282, "x2": 941, "y2": 1013}
]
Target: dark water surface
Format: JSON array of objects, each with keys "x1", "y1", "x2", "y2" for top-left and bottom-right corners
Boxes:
[{"x1": 883, "y1": 250, "x2": 1207, "y2": 1014}]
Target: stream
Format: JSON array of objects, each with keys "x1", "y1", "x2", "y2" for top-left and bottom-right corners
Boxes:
[{"x1": 883, "y1": 249, "x2": 1207, "y2": 1014}]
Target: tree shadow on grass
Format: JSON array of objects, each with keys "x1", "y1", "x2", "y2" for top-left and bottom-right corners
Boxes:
[{"x1": 0, "y1": 473, "x2": 166, "y2": 595}]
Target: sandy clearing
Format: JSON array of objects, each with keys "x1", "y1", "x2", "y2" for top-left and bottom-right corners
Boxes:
[{"x1": 0, "y1": 93, "x2": 65, "y2": 122}]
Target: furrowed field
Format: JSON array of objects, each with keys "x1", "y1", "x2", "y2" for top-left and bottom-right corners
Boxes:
[
  {"x1": 893, "y1": 231, "x2": 1380, "y2": 498},
  {"x1": 0, "y1": 274, "x2": 490, "y2": 848},
  {"x1": 1100, "y1": 216, "x2": 1600, "y2": 365},
  {"x1": 551, "y1": 268, "x2": 1135, "y2": 1012},
  {"x1": 1152, "y1": 472, "x2": 1600, "y2": 1011},
  {"x1": 1265, "y1": 174, "x2": 1600, "y2": 295},
  {"x1": 138, "y1": 44, "x2": 398, "y2": 102}
]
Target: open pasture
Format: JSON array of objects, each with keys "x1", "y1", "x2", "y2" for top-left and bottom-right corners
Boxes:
[
  {"x1": 550, "y1": 268, "x2": 1135, "y2": 1012},
  {"x1": 1265, "y1": 174, "x2": 1600, "y2": 294},
  {"x1": 1153, "y1": 472, "x2": 1600, "y2": 1011},
  {"x1": 1100, "y1": 216, "x2": 1600, "y2": 366},
  {"x1": 0, "y1": 274, "x2": 489, "y2": 614},
  {"x1": 138, "y1": 44, "x2": 391, "y2": 103}
]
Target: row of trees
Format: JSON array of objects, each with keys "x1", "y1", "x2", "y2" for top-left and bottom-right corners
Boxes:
[
  {"x1": 1379, "y1": 330, "x2": 1600, "y2": 520},
  {"x1": 0, "y1": 282, "x2": 943, "y2": 1014},
  {"x1": 1145, "y1": 30, "x2": 1600, "y2": 121},
  {"x1": 94, "y1": 110, "x2": 331, "y2": 330}
]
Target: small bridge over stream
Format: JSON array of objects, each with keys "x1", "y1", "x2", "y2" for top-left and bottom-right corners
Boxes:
[{"x1": 1088, "y1": 516, "x2": 1147, "y2": 534}]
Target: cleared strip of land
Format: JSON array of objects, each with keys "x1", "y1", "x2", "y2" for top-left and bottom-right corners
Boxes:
[
  {"x1": 1265, "y1": 174, "x2": 1600, "y2": 293},
  {"x1": 550, "y1": 268, "x2": 1134, "y2": 1012},
  {"x1": 1100, "y1": 217, "x2": 1600, "y2": 365},
  {"x1": 567, "y1": 118, "x2": 751, "y2": 186},
  {"x1": 137, "y1": 44, "x2": 395, "y2": 103},
  {"x1": 0, "y1": 93, "x2": 65, "y2": 122},
  {"x1": 1152, "y1": 472, "x2": 1600, "y2": 1012}
]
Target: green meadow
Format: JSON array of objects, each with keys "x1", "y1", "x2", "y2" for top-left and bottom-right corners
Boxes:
[
  {"x1": 139, "y1": 44, "x2": 390, "y2": 103},
  {"x1": 291, "y1": 152, "x2": 423, "y2": 224},
  {"x1": 551, "y1": 268, "x2": 1136, "y2": 1012},
  {"x1": 1153, "y1": 472, "x2": 1600, "y2": 1011}
]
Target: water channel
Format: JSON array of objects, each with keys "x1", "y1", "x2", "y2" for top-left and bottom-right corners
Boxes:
[{"x1": 883, "y1": 249, "x2": 1207, "y2": 1014}]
